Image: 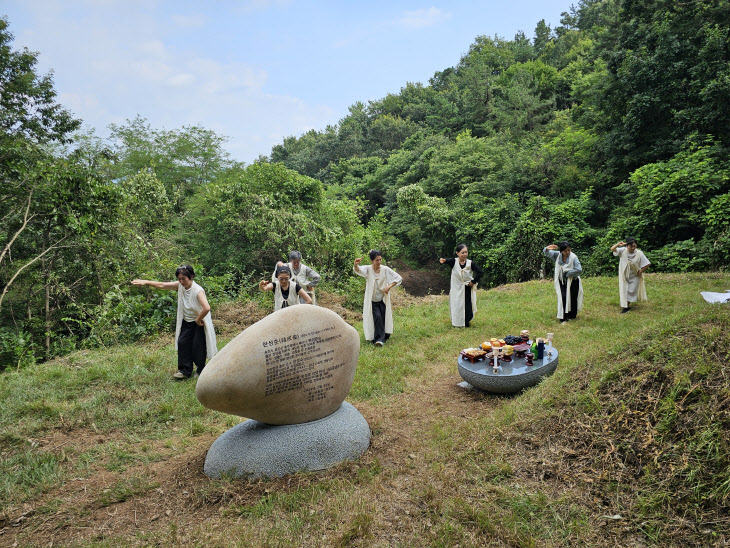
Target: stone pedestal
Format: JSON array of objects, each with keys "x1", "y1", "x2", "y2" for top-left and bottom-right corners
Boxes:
[
  {"x1": 204, "y1": 402, "x2": 370, "y2": 479},
  {"x1": 457, "y1": 347, "x2": 559, "y2": 394}
]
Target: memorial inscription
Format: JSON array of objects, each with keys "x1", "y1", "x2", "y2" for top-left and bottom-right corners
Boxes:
[{"x1": 196, "y1": 306, "x2": 360, "y2": 425}]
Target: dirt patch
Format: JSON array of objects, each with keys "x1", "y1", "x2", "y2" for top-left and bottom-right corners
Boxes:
[
  {"x1": 213, "y1": 300, "x2": 268, "y2": 337},
  {"x1": 390, "y1": 260, "x2": 449, "y2": 297}
]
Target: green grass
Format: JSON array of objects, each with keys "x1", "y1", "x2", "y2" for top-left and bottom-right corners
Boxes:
[{"x1": 1, "y1": 272, "x2": 730, "y2": 546}]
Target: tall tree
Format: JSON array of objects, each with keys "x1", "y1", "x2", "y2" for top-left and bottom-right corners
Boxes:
[{"x1": 0, "y1": 18, "x2": 80, "y2": 145}]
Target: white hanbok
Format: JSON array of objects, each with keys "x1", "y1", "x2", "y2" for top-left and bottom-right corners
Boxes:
[
  {"x1": 354, "y1": 264, "x2": 402, "y2": 341},
  {"x1": 273, "y1": 282, "x2": 301, "y2": 311},
  {"x1": 552, "y1": 252, "x2": 584, "y2": 319},
  {"x1": 271, "y1": 262, "x2": 320, "y2": 304},
  {"x1": 175, "y1": 282, "x2": 217, "y2": 360},
  {"x1": 613, "y1": 247, "x2": 650, "y2": 308},
  {"x1": 449, "y1": 259, "x2": 478, "y2": 327}
]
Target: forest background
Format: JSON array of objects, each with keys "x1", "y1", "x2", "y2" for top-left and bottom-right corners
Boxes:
[{"x1": 1, "y1": 0, "x2": 729, "y2": 369}]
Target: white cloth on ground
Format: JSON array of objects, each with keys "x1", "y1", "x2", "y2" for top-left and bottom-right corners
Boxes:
[{"x1": 701, "y1": 290, "x2": 730, "y2": 304}]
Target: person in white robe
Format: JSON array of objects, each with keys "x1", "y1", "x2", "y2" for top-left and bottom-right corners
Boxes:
[
  {"x1": 353, "y1": 250, "x2": 402, "y2": 346},
  {"x1": 543, "y1": 241, "x2": 584, "y2": 323},
  {"x1": 132, "y1": 265, "x2": 217, "y2": 380},
  {"x1": 271, "y1": 251, "x2": 321, "y2": 304},
  {"x1": 610, "y1": 238, "x2": 651, "y2": 313},
  {"x1": 439, "y1": 243, "x2": 484, "y2": 327},
  {"x1": 260, "y1": 265, "x2": 313, "y2": 312}
]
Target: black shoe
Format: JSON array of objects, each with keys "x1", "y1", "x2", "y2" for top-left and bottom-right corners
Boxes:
[
  {"x1": 621, "y1": 307, "x2": 630, "y2": 314},
  {"x1": 560, "y1": 319, "x2": 568, "y2": 323}
]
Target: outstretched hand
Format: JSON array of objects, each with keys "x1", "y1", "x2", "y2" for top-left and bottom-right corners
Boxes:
[
  {"x1": 439, "y1": 258, "x2": 446, "y2": 264},
  {"x1": 354, "y1": 258, "x2": 362, "y2": 267},
  {"x1": 546, "y1": 244, "x2": 558, "y2": 251}
]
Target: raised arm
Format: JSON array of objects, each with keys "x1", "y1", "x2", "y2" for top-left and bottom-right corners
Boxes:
[
  {"x1": 259, "y1": 280, "x2": 274, "y2": 292},
  {"x1": 611, "y1": 241, "x2": 626, "y2": 253},
  {"x1": 131, "y1": 279, "x2": 179, "y2": 290},
  {"x1": 543, "y1": 245, "x2": 559, "y2": 261}
]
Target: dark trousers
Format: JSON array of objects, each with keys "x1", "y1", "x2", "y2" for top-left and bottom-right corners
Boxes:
[
  {"x1": 178, "y1": 320, "x2": 207, "y2": 376},
  {"x1": 559, "y1": 279, "x2": 580, "y2": 320},
  {"x1": 371, "y1": 301, "x2": 390, "y2": 344},
  {"x1": 464, "y1": 286, "x2": 474, "y2": 327}
]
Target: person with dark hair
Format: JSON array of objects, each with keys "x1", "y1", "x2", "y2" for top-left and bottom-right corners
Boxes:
[
  {"x1": 439, "y1": 244, "x2": 484, "y2": 327},
  {"x1": 131, "y1": 265, "x2": 217, "y2": 380},
  {"x1": 270, "y1": 250, "x2": 321, "y2": 304},
  {"x1": 260, "y1": 264, "x2": 313, "y2": 311},
  {"x1": 610, "y1": 238, "x2": 651, "y2": 313},
  {"x1": 543, "y1": 241, "x2": 584, "y2": 323},
  {"x1": 353, "y1": 250, "x2": 402, "y2": 346}
]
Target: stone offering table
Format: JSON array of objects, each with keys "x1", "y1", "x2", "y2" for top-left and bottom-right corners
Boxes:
[
  {"x1": 457, "y1": 347, "x2": 559, "y2": 394},
  {"x1": 197, "y1": 305, "x2": 370, "y2": 478}
]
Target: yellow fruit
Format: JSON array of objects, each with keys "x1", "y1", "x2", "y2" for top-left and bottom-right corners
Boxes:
[{"x1": 481, "y1": 341, "x2": 492, "y2": 351}]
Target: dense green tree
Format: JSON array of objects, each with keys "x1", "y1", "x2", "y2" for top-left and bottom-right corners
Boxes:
[
  {"x1": 533, "y1": 19, "x2": 553, "y2": 55},
  {"x1": 0, "y1": 18, "x2": 80, "y2": 146},
  {"x1": 108, "y1": 116, "x2": 232, "y2": 209},
  {"x1": 589, "y1": 0, "x2": 730, "y2": 177},
  {"x1": 188, "y1": 162, "x2": 384, "y2": 281}
]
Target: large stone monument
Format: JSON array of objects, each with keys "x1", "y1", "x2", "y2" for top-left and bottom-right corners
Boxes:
[{"x1": 196, "y1": 305, "x2": 370, "y2": 478}]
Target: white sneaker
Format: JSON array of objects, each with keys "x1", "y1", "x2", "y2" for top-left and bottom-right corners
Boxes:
[
  {"x1": 375, "y1": 341, "x2": 384, "y2": 347},
  {"x1": 172, "y1": 371, "x2": 188, "y2": 380}
]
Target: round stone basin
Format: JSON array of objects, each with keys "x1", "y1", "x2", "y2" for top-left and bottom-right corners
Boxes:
[{"x1": 457, "y1": 347, "x2": 559, "y2": 394}]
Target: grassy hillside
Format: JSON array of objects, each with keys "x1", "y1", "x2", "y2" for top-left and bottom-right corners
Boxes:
[{"x1": 1, "y1": 272, "x2": 729, "y2": 546}]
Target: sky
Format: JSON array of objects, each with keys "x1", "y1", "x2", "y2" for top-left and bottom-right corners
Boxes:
[{"x1": 2, "y1": 1, "x2": 573, "y2": 163}]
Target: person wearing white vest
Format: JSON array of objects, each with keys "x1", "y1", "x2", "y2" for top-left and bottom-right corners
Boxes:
[
  {"x1": 610, "y1": 238, "x2": 650, "y2": 313},
  {"x1": 439, "y1": 244, "x2": 484, "y2": 327},
  {"x1": 131, "y1": 265, "x2": 217, "y2": 380},
  {"x1": 260, "y1": 265, "x2": 313, "y2": 312},
  {"x1": 353, "y1": 250, "x2": 402, "y2": 346},
  {"x1": 543, "y1": 241, "x2": 584, "y2": 323},
  {"x1": 270, "y1": 251, "x2": 321, "y2": 304}
]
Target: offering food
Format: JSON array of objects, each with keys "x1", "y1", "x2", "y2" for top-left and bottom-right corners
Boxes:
[
  {"x1": 461, "y1": 348, "x2": 487, "y2": 362},
  {"x1": 481, "y1": 341, "x2": 492, "y2": 351},
  {"x1": 503, "y1": 335, "x2": 522, "y2": 345}
]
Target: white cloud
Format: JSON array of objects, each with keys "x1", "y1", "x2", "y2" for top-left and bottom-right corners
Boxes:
[
  {"x1": 398, "y1": 7, "x2": 451, "y2": 29},
  {"x1": 171, "y1": 13, "x2": 207, "y2": 28}
]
